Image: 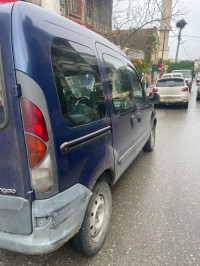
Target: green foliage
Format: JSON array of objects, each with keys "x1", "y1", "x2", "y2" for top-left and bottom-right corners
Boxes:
[
  {"x1": 163, "y1": 59, "x2": 172, "y2": 73},
  {"x1": 167, "y1": 61, "x2": 194, "y2": 74},
  {"x1": 145, "y1": 34, "x2": 158, "y2": 64},
  {"x1": 135, "y1": 62, "x2": 151, "y2": 76}
]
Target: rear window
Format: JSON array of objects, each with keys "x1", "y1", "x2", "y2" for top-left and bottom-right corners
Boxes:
[
  {"x1": 157, "y1": 79, "x2": 185, "y2": 87},
  {"x1": 0, "y1": 49, "x2": 6, "y2": 128},
  {"x1": 162, "y1": 75, "x2": 171, "y2": 79}
]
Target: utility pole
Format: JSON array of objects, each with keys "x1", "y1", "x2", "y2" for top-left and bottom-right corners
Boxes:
[
  {"x1": 175, "y1": 19, "x2": 187, "y2": 63},
  {"x1": 161, "y1": 26, "x2": 167, "y2": 65},
  {"x1": 175, "y1": 28, "x2": 182, "y2": 63}
]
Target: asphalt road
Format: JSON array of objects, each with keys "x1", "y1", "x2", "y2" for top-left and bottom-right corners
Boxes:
[{"x1": 1, "y1": 83, "x2": 200, "y2": 266}]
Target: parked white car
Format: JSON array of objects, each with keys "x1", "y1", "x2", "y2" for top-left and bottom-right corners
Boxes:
[{"x1": 153, "y1": 78, "x2": 189, "y2": 108}]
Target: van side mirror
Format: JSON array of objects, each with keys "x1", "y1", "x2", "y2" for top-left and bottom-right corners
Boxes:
[{"x1": 149, "y1": 92, "x2": 160, "y2": 104}]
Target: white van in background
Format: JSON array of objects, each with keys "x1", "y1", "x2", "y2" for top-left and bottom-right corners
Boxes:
[
  {"x1": 162, "y1": 73, "x2": 183, "y2": 79},
  {"x1": 172, "y1": 69, "x2": 193, "y2": 92}
]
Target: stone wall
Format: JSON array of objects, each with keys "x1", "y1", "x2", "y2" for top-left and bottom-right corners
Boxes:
[
  {"x1": 26, "y1": 0, "x2": 112, "y2": 40},
  {"x1": 27, "y1": 0, "x2": 42, "y2": 6},
  {"x1": 84, "y1": 0, "x2": 112, "y2": 39}
]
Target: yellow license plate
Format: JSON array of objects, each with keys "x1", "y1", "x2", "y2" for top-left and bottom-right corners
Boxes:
[{"x1": 163, "y1": 97, "x2": 176, "y2": 101}]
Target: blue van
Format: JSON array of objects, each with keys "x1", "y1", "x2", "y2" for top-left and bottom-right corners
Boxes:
[{"x1": 0, "y1": 1, "x2": 159, "y2": 256}]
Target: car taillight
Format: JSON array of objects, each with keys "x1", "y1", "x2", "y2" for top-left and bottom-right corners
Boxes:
[
  {"x1": 21, "y1": 97, "x2": 49, "y2": 169},
  {"x1": 152, "y1": 88, "x2": 158, "y2": 92},
  {"x1": 21, "y1": 98, "x2": 49, "y2": 141},
  {"x1": 26, "y1": 134, "x2": 47, "y2": 168},
  {"x1": 182, "y1": 87, "x2": 188, "y2": 91}
]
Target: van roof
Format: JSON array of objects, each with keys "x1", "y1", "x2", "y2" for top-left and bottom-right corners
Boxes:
[
  {"x1": 163, "y1": 72, "x2": 183, "y2": 75},
  {"x1": 172, "y1": 69, "x2": 191, "y2": 72}
]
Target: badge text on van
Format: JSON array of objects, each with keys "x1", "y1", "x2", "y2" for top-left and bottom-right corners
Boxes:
[{"x1": 0, "y1": 188, "x2": 16, "y2": 194}]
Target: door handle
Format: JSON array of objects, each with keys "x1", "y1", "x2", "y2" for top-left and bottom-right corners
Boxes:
[
  {"x1": 137, "y1": 113, "x2": 141, "y2": 123},
  {"x1": 130, "y1": 115, "x2": 135, "y2": 128}
]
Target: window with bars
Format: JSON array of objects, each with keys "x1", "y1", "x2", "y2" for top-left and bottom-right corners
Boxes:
[{"x1": 71, "y1": 0, "x2": 78, "y2": 13}]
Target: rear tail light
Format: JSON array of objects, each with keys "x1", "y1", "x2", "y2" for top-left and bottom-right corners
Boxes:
[
  {"x1": 152, "y1": 88, "x2": 158, "y2": 92},
  {"x1": 26, "y1": 134, "x2": 47, "y2": 168},
  {"x1": 21, "y1": 97, "x2": 48, "y2": 169},
  {"x1": 20, "y1": 95, "x2": 55, "y2": 194},
  {"x1": 182, "y1": 87, "x2": 188, "y2": 92},
  {"x1": 21, "y1": 98, "x2": 49, "y2": 141}
]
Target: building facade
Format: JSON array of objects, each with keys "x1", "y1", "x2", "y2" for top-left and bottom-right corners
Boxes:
[
  {"x1": 158, "y1": 0, "x2": 172, "y2": 62},
  {"x1": 27, "y1": 0, "x2": 112, "y2": 40}
]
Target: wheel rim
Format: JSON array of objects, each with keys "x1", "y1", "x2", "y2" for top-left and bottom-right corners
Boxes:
[
  {"x1": 90, "y1": 192, "x2": 108, "y2": 243},
  {"x1": 150, "y1": 128, "x2": 155, "y2": 147}
]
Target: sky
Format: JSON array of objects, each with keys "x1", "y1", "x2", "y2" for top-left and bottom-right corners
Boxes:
[
  {"x1": 113, "y1": 0, "x2": 200, "y2": 61},
  {"x1": 169, "y1": 0, "x2": 200, "y2": 60}
]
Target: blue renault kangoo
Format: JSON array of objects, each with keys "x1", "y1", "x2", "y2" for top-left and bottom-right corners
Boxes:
[{"x1": 0, "y1": 1, "x2": 159, "y2": 256}]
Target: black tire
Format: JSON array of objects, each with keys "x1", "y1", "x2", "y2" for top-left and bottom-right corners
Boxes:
[
  {"x1": 143, "y1": 125, "x2": 155, "y2": 152},
  {"x1": 183, "y1": 102, "x2": 188, "y2": 109},
  {"x1": 70, "y1": 180, "x2": 112, "y2": 257}
]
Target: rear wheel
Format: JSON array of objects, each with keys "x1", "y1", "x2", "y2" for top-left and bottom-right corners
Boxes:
[
  {"x1": 70, "y1": 180, "x2": 112, "y2": 257},
  {"x1": 143, "y1": 125, "x2": 155, "y2": 152}
]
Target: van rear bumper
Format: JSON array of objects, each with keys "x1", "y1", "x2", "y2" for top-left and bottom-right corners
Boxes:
[{"x1": 0, "y1": 184, "x2": 92, "y2": 254}]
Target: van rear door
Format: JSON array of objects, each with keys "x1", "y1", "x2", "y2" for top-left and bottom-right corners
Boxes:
[{"x1": 0, "y1": 4, "x2": 31, "y2": 199}]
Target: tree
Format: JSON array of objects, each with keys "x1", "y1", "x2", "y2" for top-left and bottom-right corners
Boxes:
[
  {"x1": 135, "y1": 62, "x2": 151, "y2": 76},
  {"x1": 112, "y1": 0, "x2": 187, "y2": 49},
  {"x1": 163, "y1": 59, "x2": 172, "y2": 73},
  {"x1": 145, "y1": 34, "x2": 159, "y2": 64}
]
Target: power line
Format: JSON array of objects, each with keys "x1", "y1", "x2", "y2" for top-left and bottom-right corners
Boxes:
[
  {"x1": 182, "y1": 35, "x2": 200, "y2": 39},
  {"x1": 182, "y1": 37, "x2": 200, "y2": 44},
  {"x1": 155, "y1": 0, "x2": 178, "y2": 37},
  {"x1": 180, "y1": 41, "x2": 192, "y2": 60},
  {"x1": 169, "y1": 37, "x2": 177, "y2": 46}
]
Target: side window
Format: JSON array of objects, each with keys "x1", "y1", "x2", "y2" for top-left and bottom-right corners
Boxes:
[
  {"x1": 51, "y1": 38, "x2": 106, "y2": 127},
  {"x1": 0, "y1": 49, "x2": 6, "y2": 128},
  {"x1": 127, "y1": 66, "x2": 145, "y2": 106},
  {"x1": 103, "y1": 55, "x2": 134, "y2": 114}
]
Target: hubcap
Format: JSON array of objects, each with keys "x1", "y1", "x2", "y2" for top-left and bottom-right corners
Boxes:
[{"x1": 90, "y1": 192, "x2": 108, "y2": 242}]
